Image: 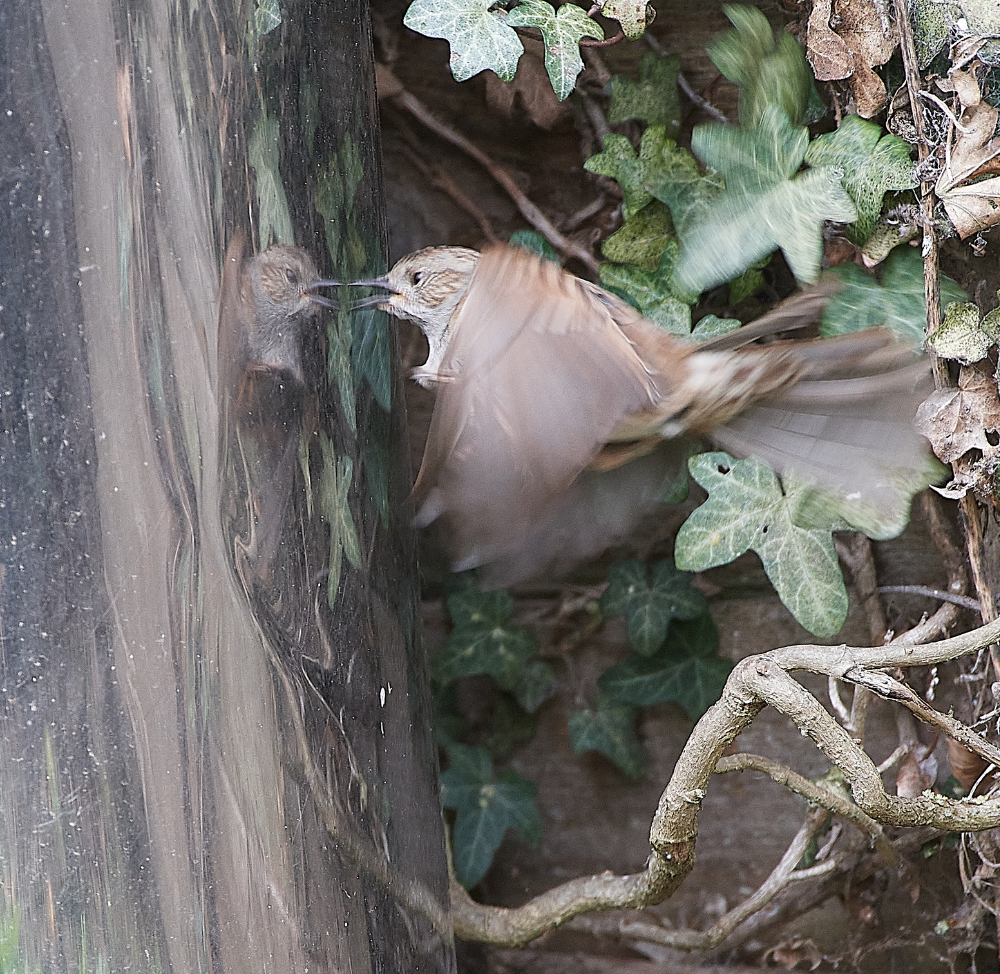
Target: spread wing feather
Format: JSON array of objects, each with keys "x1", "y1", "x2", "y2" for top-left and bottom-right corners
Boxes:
[{"x1": 412, "y1": 245, "x2": 658, "y2": 567}]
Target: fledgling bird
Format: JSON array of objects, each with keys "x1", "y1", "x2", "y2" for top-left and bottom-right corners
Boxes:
[
  {"x1": 217, "y1": 231, "x2": 338, "y2": 576},
  {"x1": 353, "y1": 244, "x2": 936, "y2": 585},
  {"x1": 218, "y1": 229, "x2": 337, "y2": 395}
]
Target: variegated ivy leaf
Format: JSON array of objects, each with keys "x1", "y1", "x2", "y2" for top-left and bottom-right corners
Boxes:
[
  {"x1": 404, "y1": 0, "x2": 523, "y2": 82},
  {"x1": 804, "y1": 115, "x2": 916, "y2": 244},
  {"x1": 599, "y1": 0, "x2": 649, "y2": 40},
  {"x1": 675, "y1": 452, "x2": 849, "y2": 637},
  {"x1": 674, "y1": 106, "x2": 857, "y2": 294},
  {"x1": 506, "y1": 0, "x2": 602, "y2": 101}
]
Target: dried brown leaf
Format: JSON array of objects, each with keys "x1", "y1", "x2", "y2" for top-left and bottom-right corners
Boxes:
[
  {"x1": 806, "y1": 0, "x2": 898, "y2": 116},
  {"x1": 914, "y1": 364, "x2": 1000, "y2": 464},
  {"x1": 949, "y1": 738, "x2": 989, "y2": 794}
]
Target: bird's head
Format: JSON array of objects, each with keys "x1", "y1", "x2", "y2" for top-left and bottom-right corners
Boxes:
[
  {"x1": 350, "y1": 246, "x2": 480, "y2": 353},
  {"x1": 250, "y1": 246, "x2": 339, "y2": 319}
]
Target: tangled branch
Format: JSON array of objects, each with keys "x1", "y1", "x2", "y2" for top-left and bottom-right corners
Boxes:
[{"x1": 452, "y1": 616, "x2": 1000, "y2": 946}]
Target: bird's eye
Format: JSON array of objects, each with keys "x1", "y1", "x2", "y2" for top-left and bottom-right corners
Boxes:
[
  {"x1": 285, "y1": 267, "x2": 299, "y2": 285},
  {"x1": 411, "y1": 270, "x2": 425, "y2": 285}
]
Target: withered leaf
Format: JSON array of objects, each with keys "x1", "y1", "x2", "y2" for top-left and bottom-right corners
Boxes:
[{"x1": 914, "y1": 365, "x2": 1000, "y2": 464}]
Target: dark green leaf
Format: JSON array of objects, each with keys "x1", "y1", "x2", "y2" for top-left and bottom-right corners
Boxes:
[
  {"x1": 513, "y1": 659, "x2": 558, "y2": 713},
  {"x1": 447, "y1": 587, "x2": 514, "y2": 629},
  {"x1": 442, "y1": 745, "x2": 541, "y2": 887},
  {"x1": 600, "y1": 558, "x2": 707, "y2": 655},
  {"x1": 568, "y1": 695, "x2": 643, "y2": 777},
  {"x1": 478, "y1": 694, "x2": 539, "y2": 758},
  {"x1": 434, "y1": 622, "x2": 537, "y2": 689},
  {"x1": 608, "y1": 52, "x2": 681, "y2": 131},
  {"x1": 599, "y1": 614, "x2": 731, "y2": 719}
]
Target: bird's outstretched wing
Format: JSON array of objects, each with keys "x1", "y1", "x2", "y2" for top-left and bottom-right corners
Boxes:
[{"x1": 412, "y1": 245, "x2": 658, "y2": 570}]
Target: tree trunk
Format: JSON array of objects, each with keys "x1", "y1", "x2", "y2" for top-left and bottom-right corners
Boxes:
[{"x1": 0, "y1": 0, "x2": 453, "y2": 970}]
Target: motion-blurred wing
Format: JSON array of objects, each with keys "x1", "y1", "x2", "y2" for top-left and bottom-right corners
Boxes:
[{"x1": 413, "y1": 245, "x2": 658, "y2": 569}]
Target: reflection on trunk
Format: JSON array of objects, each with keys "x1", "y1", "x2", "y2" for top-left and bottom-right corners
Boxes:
[{"x1": 0, "y1": 0, "x2": 453, "y2": 970}]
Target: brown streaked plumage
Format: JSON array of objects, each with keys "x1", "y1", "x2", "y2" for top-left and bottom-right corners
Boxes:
[
  {"x1": 217, "y1": 231, "x2": 337, "y2": 575},
  {"x1": 359, "y1": 243, "x2": 935, "y2": 585}
]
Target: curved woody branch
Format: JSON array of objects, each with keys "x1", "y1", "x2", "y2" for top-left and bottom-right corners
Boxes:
[{"x1": 452, "y1": 616, "x2": 1000, "y2": 947}]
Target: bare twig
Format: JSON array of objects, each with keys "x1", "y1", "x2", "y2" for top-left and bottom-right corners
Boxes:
[
  {"x1": 569, "y1": 807, "x2": 836, "y2": 951},
  {"x1": 878, "y1": 584, "x2": 983, "y2": 611},
  {"x1": 389, "y1": 85, "x2": 601, "y2": 274},
  {"x1": 716, "y1": 753, "x2": 896, "y2": 863},
  {"x1": 643, "y1": 31, "x2": 729, "y2": 122}
]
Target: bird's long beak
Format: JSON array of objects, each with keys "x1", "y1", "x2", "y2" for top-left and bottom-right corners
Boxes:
[
  {"x1": 344, "y1": 274, "x2": 399, "y2": 311},
  {"x1": 304, "y1": 279, "x2": 342, "y2": 310}
]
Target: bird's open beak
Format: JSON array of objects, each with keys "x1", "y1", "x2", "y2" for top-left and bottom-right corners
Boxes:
[
  {"x1": 304, "y1": 279, "x2": 342, "y2": 310},
  {"x1": 344, "y1": 274, "x2": 399, "y2": 311}
]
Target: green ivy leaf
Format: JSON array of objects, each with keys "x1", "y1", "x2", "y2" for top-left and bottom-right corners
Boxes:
[
  {"x1": 641, "y1": 139, "x2": 725, "y2": 240},
  {"x1": 599, "y1": 614, "x2": 732, "y2": 719},
  {"x1": 513, "y1": 659, "x2": 558, "y2": 713},
  {"x1": 600, "y1": 200, "x2": 674, "y2": 271},
  {"x1": 708, "y1": 4, "x2": 815, "y2": 127},
  {"x1": 585, "y1": 126, "x2": 670, "y2": 217},
  {"x1": 675, "y1": 453, "x2": 849, "y2": 637},
  {"x1": 822, "y1": 246, "x2": 968, "y2": 345},
  {"x1": 249, "y1": 111, "x2": 294, "y2": 248},
  {"x1": 433, "y1": 682, "x2": 470, "y2": 746},
  {"x1": 319, "y1": 436, "x2": 363, "y2": 606},
  {"x1": 600, "y1": 558, "x2": 708, "y2": 655},
  {"x1": 926, "y1": 301, "x2": 1000, "y2": 365},
  {"x1": 608, "y1": 52, "x2": 681, "y2": 131},
  {"x1": 404, "y1": 0, "x2": 523, "y2": 83},
  {"x1": 506, "y1": 0, "x2": 602, "y2": 101},
  {"x1": 599, "y1": 0, "x2": 649, "y2": 39},
  {"x1": 448, "y1": 586, "x2": 514, "y2": 629},
  {"x1": 599, "y1": 241, "x2": 693, "y2": 335},
  {"x1": 509, "y1": 229, "x2": 561, "y2": 263},
  {"x1": 804, "y1": 115, "x2": 917, "y2": 244},
  {"x1": 568, "y1": 695, "x2": 643, "y2": 777},
  {"x1": 689, "y1": 314, "x2": 743, "y2": 342},
  {"x1": 442, "y1": 744, "x2": 541, "y2": 887},
  {"x1": 675, "y1": 106, "x2": 857, "y2": 295},
  {"x1": 434, "y1": 590, "x2": 538, "y2": 689},
  {"x1": 478, "y1": 694, "x2": 540, "y2": 758}
]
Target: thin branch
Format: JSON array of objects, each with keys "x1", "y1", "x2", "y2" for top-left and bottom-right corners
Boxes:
[
  {"x1": 716, "y1": 753, "x2": 897, "y2": 864},
  {"x1": 388, "y1": 85, "x2": 601, "y2": 274},
  {"x1": 569, "y1": 807, "x2": 836, "y2": 951},
  {"x1": 451, "y1": 618, "x2": 1000, "y2": 947},
  {"x1": 878, "y1": 584, "x2": 983, "y2": 611},
  {"x1": 843, "y1": 668, "x2": 1000, "y2": 769}
]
